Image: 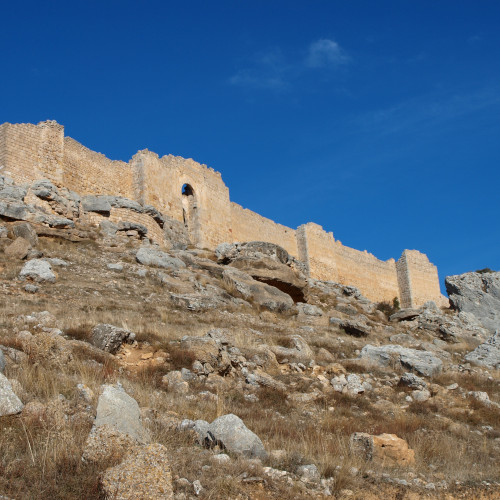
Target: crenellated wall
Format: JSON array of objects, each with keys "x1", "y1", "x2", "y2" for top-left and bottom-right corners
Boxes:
[{"x1": 0, "y1": 120, "x2": 446, "y2": 306}]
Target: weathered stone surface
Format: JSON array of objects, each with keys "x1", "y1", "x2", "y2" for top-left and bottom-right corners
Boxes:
[
  {"x1": 297, "y1": 303, "x2": 323, "y2": 316},
  {"x1": 93, "y1": 384, "x2": 149, "y2": 443},
  {"x1": 5, "y1": 237, "x2": 31, "y2": 259},
  {"x1": 101, "y1": 443, "x2": 173, "y2": 499},
  {"x1": 12, "y1": 222, "x2": 38, "y2": 246},
  {"x1": 19, "y1": 259, "x2": 56, "y2": 282},
  {"x1": 222, "y1": 267, "x2": 294, "y2": 311},
  {"x1": 0, "y1": 185, "x2": 27, "y2": 200},
  {"x1": 0, "y1": 372, "x2": 24, "y2": 416},
  {"x1": 0, "y1": 199, "x2": 31, "y2": 220},
  {"x1": 81, "y1": 195, "x2": 111, "y2": 214},
  {"x1": 398, "y1": 373, "x2": 427, "y2": 390},
  {"x1": 91, "y1": 324, "x2": 135, "y2": 354},
  {"x1": 0, "y1": 350, "x2": 5, "y2": 373},
  {"x1": 136, "y1": 247, "x2": 185, "y2": 270},
  {"x1": 464, "y1": 332, "x2": 500, "y2": 369},
  {"x1": 389, "y1": 308, "x2": 420, "y2": 322},
  {"x1": 359, "y1": 344, "x2": 443, "y2": 377},
  {"x1": 207, "y1": 414, "x2": 267, "y2": 459},
  {"x1": 350, "y1": 432, "x2": 415, "y2": 466},
  {"x1": 180, "y1": 335, "x2": 219, "y2": 365},
  {"x1": 340, "y1": 319, "x2": 371, "y2": 337},
  {"x1": 445, "y1": 271, "x2": 500, "y2": 333},
  {"x1": 270, "y1": 335, "x2": 314, "y2": 362}
]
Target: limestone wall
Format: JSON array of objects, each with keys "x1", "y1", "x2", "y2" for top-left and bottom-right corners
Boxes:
[
  {"x1": 0, "y1": 119, "x2": 445, "y2": 306},
  {"x1": 231, "y1": 203, "x2": 298, "y2": 257},
  {"x1": 0, "y1": 121, "x2": 64, "y2": 185},
  {"x1": 62, "y1": 137, "x2": 134, "y2": 198}
]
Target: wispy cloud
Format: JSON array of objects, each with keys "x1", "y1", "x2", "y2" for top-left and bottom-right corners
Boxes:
[
  {"x1": 229, "y1": 38, "x2": 349, "y2": 89},
  {"x1": 305, "y1": 39, "x2": 349, "y2": 68},
  {"x1": 355, "y1": 86, "x2": 500, "y2": 136},
  {"x1": 229, "y1": 48, "x2": 289, "y2": 90}
]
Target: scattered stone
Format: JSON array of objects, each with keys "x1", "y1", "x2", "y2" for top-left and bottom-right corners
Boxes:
[
  {"x1": 0, "y1": 351, "x2": 5, "y2": 373},
  {"x1": 24, "y1": 284, "x2": 39, "y2": 294},
  {"x1": 162, "y1": 371, "x2": 189, "y2": 394},
  {"x1": 270, "y1": 335, "x2": 313, "y2": 362},
  {"x1": 101, "y1": 443, "x2": 173, "y2": 499},
  {"x1": 107, "y1": 262, "x2": 124, "y2": 271},
  {"x1": 45, "y1": 257, "x2": 68, "y2": 267},
  {"x1": 297, "y1": 464, "x2": 320, "y2": 481},
  {"x1": 350, "y1": 432, "x2": 415, "y2": 466},
  {"x1": 19, "y1": 259, "x2": 56, "y2": 283},
  {"x1": 0, "y1": 373, "x2": 24, "y2": 416},
  {"x1": 192, "y1": 480, "x2": 203, "y2": 496},
  {"x1": 298, "y1": 303, "x2": 323, "y2": 316},
  {"x1": 91, "y1": 324, "x2": 135, "y2": 354}
]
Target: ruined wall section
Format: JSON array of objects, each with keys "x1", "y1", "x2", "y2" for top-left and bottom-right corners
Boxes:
[
  {"x1": 332, "y1": 242, "x2": 399, "y2": 303},
  {"x1": 62, "y1": 137, "x2": 134, "y2": 198},
  {"x1": 135, "y1": 152, "x2": 232, "y2": 249},
  {"x1": 0, "y1": 121, "x2": 64, "y2": 185},
  {"x1": 396, "y1": 250, "x2": 444, "y2": 308},
  {"x1": 231, "y1": 203, "x2": 298, "y2": 257},
  {"x1": 296, "y1": 223, "x2": 338, "y2": 282},
  {"x1": 297, "y1": 223, "x2": 400, "y2": 304}
]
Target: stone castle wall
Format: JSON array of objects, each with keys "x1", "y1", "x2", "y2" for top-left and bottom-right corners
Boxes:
[{"x1": 0, "y1": 120, "x2": 446, "y2": 307}]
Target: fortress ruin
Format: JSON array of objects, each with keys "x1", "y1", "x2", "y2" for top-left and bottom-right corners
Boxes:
[{"x1": 0, "y1": 120, "x2": 445, "y2": 308}]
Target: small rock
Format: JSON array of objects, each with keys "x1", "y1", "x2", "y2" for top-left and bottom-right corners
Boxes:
[
  {"x1": 19, "y1": 259, "x2": 56, "y2": 283},
  {"x1": 107, "y1": 263, "x2": 123, "y2": 271},
  {"x1": 0, "y1": 373, "x2": 24, "y2": 416},
  {"x1": 350, "y1": 432, "x2": 415, "y2": 466},
  {"x1": 24, "y1": 284, "x2": 39, "y2": 294},
  {"x1": 192, "y1": 480, "x2": 203, "y2": 496},
  {"x1": 5, "y1": 237, "x2": 31, "y2": 259},
  {"x1": 91, "y1": 324, "x2": 135, "y2": 354}
]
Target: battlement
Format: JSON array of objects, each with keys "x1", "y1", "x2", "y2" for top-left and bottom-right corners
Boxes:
[{"x1": 0, "y1": 120, "x2": 447, "y2": 307}]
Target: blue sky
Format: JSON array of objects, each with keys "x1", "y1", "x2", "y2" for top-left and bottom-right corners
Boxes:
[{"x1": 1, "y1": 1, "x2": 499, "y2": 291}]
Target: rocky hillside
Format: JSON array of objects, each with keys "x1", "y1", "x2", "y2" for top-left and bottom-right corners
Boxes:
[{"x1": 0, "y1": 173, "x2": 499, "y2": 499}]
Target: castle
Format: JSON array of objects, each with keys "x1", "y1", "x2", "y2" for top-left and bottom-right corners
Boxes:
[{"x1": 0, "y1": 120, "x2": 446, "y2": 308}]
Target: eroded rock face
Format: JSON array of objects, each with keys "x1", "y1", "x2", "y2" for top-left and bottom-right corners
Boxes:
[
  {"x1": 101, "y1": 443, "x2": 173, "y2": 500},
  {"x1": 216, "y1": 241, "x2": 307, "y2": 303},
  {"x1": 136, "y1": 247, "x2": 186, "y2": 270},
  {"x1": 350, "y1": 432, "x2": 415, "y2": 466},
  {"x1": 464, "y1": 332, "x2": 500, "y2": 369},
  {"x1": 445, "y1": 271, "x2": 500, "y2": 333},
  {"x1": 359, "y1": 344, "x2": 443, "y2": 377}
]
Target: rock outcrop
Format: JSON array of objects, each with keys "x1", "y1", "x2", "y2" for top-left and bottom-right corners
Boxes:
[{"x1": 446, "y1": 271, "x2": 500, "y2": 333}]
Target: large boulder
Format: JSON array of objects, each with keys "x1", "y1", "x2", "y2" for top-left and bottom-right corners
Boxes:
[
  {"x1": 207, "y1": 414, "x2": 267, "y2": 459},
  {"x1": 12, "y1": 222, "x2": 38, "y2": 246},
  {"x1": 222, "y1": 268, "x2": 293, "y2": 311},
  {"x1": 83, "y1": 383, "x2": 150, "y2": 462},
  {"x1": 101, "y1": 443, "x2": 173, "y2": 499},
  {"x1": 350, "y1": 432, "x2": 415, "y2": 466},
  {"x1": 216, "y1": 241, "x2": 307, "y2": 302},
  {"x1": 464, "y1": 332, "x2": 500, "y2": 369},
  {"x1": 0, "y1": 372, "x2": 24, "y2": 416},
  {"x1": 136, "y1": 247, "x2": 186, "y2": 270},
  {"x1": 91, "y1": 324, "x2": 135, "y2": 354},
  {"x1": 359, "y1": 344, "x2": 443, "y2": 377},
  {"x1": 445, "y1": 271, "x2": 500, "y2": 333},
  {"x1": 19, "y1": 259, "x2": 56, "y2": 283},
  {"x1": 5, "y1": 237, "x2": 31, "y2": 259}
]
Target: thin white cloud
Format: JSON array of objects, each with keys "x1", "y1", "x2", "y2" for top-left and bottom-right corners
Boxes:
[
  {"x1": 229, "y1": 38, "x2": 349, "y2": 89},
  {"x1": 306, "y1": 39, "x2": 349, "y2": 68}
]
